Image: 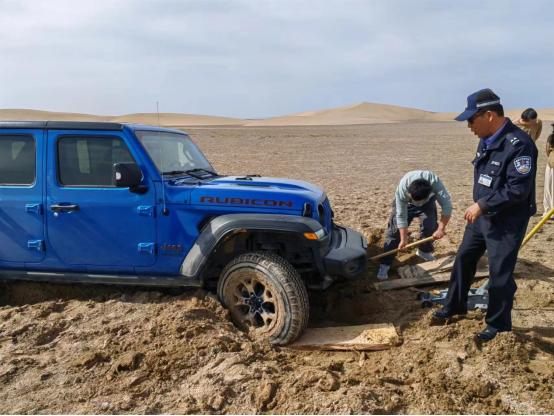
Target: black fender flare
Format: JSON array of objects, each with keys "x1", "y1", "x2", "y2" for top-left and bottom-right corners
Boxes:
[{"x1": 180, "y1": 213, "x2": 327, "y2": 279}]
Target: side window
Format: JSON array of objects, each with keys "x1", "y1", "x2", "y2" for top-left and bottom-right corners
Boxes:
[
  {"x1": 58, "y1": 136, "x2": 134, "y2": 186},
  {"x1": 0, "y1": 135, "x2": 36, "y2": 185}
]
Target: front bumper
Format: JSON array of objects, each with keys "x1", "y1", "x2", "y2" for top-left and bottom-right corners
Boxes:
[{"x1": 322, "y1": 225, "x2": 368, "y2": 279}]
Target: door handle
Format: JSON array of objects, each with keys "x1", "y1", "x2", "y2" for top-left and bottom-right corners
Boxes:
[{"x1": 50, "y1": 204, "x2": 80, "y2": 213}]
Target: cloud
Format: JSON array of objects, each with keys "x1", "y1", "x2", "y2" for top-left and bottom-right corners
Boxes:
[{"x1": 0, "y1": 0, "x2": 552, "y2": 117}]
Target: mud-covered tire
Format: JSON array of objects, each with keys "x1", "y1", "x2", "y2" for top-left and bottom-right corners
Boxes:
[{"x1": 217, "y1": 252, "x2": 309, "y2": 345}]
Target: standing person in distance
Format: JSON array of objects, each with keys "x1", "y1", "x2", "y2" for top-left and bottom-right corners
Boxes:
[{"x1": 514, "y1": 108, "x2": 542, "y2": 142}]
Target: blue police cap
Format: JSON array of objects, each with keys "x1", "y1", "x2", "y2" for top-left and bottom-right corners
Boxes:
[{"x1": 455, "y1": 88, "x2": 501, "y2": 121}]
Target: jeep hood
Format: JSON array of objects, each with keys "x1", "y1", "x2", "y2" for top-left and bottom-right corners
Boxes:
[
  {"x1": 172, "y1": 176, "x2": 326, "y2": 212},
  {"x1": 197, "y1": 176, "x2": 324, "y2": 210}
]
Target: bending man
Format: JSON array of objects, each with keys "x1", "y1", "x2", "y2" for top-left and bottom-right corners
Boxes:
[{"x1": 377, "y1": 170, "x2": 452, "y2": 280}]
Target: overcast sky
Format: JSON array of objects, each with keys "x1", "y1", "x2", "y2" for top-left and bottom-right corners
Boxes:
[{"x1": 1, "y1": 0, "x2": 553, "y2": 118}]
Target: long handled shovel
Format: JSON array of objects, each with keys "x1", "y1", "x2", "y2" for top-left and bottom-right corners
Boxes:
[
  {"x1": 369, "y1": 236, "x2": 435, "y2": 262},
  {"x1": 520, "y1": 207, "x2": 554, "y2": 247}
]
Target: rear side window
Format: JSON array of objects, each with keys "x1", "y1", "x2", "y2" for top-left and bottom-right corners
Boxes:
[
  {"x1": 0, "y1": 135, "x2": 36, "y2": 185},
  {"x1": 58, "y1": 136, "x2": 134, "y2": 186}
]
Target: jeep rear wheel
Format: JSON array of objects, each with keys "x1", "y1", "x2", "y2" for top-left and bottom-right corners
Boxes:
[{"x1": 217, "y1": 252, "x2": 309, "y2": 345}]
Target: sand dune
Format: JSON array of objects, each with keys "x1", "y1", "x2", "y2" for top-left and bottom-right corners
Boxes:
[
  {"x1": 245, "y1": 102, "x2": 436, "y2": 126},
  {"x1": 0, "y1": 109, "x2": 107, "y2": 122},
  {"x1": 1, "y1": 104, "x2": 552, "y2": 127},
  {"x1": 430, "y1": 109, "x2": 554, "y2": 122},
  {"x1": 109, "y1": 112, "x2": 244, "y2": 126},
  {"x1": 0, "y1": 109, "x2": 244, "y2": 126}
]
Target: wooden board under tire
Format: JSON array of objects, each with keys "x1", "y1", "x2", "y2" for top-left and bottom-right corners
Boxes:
[{"x1": 289, "y1": 323, "x2": 400, "y2": 351}]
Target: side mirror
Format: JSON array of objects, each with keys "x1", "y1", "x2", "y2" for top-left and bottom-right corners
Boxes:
[{"x1": 114, "y1": 163, "x2": 147, "y2": 193}]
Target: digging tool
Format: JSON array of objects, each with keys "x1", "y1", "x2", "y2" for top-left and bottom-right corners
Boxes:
[
  {"x1": 520, "y1": 207, "x2": 554, "y2": 247},
  {"x1": 369, "y1": 236, "x2": 435, "y2": 262}
]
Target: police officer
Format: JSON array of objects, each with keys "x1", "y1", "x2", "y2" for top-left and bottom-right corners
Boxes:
[{"x1": 433, "y1": 88, "x2": 537, "y2": 341}]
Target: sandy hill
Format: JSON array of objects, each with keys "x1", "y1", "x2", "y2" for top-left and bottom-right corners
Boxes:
[
  {"x1": 0, "y1": 109, "x2": 245, "y2": 126},
  {"x1": 109, "y1": 112, "x2": 244, "y2": 126},
  {"x1": 1, "y1": 105, "x2": 552, "y2": 127},
  {"x1": 0, "y1": 109, "x2": 107, "y2": 122},
  {"x1": 430, "y1": 109, "x2": 554, "y2": 122},
  {"x1": 245, "y1": 102, "x2": 436, "y2": 126}
]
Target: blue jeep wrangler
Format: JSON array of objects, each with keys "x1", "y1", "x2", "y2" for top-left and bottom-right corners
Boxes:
[{"x1": 0, "y1": 121, "x2": 367, "y2": 344}]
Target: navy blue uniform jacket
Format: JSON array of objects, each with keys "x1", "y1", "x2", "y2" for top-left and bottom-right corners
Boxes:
[{"x1": 473, "y1": 119, "x2": 537, "y2": 219}]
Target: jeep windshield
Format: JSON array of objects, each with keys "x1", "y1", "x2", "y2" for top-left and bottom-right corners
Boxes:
[{"x1": 135, "y1": 131, "x2": 217, "y2": 179}]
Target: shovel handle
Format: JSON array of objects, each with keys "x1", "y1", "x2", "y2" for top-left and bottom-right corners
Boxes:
[
  {"x1": 370, "y1": 236, "x2": 435, "y2": 261},
  {"x1": 520, "y1": 207, "x2": 554, "y2": 247}
]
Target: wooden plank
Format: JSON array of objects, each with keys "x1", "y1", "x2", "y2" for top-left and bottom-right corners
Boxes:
[
  {"x1": 374, "y1": 270, "x2": 488, "y2": 291},
  {"x1": 397, "y1": 255, "x2": 488, "y2": 277},
  {"x1": 374, "y1": 272, "x2": 452, "y2": 290},
  {"x1": 400, "y1": 255, "x2": 457, "y2": 273},
  {"x1": 289, "y1": 323, "x2": 400, "y2": 351},
  {"x1": 396, "y1": 255, "x2": 488, "y2": 281}
]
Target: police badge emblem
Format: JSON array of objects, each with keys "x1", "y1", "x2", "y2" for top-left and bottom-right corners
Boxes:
[{"x1": 514, "y1": 156, "x2": 532, "y2": 174}]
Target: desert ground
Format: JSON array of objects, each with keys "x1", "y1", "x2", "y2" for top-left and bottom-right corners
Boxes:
[{"x1": 1, "y1": 121, "x2": 553, "y2": 414}]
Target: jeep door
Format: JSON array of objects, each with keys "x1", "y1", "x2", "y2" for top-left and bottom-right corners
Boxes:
[
  {"x1": 0, "y1": 130, "x2": 45, "y2": 265},
  {"x1": 45, "y1": 130, "x2": 157, "y2": 271}
]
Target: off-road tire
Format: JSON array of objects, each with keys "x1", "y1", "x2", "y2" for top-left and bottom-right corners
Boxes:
[{"x1": 217, "y1": 252, "x2": 309, "y2": 345}]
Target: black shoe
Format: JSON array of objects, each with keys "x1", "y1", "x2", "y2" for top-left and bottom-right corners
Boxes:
[
  {"x1": 476, "y1": 325, "x2": 499, "y2": 341},
  {"x1": 432, "y1": 308, "x2": 466, "y2": 319}
]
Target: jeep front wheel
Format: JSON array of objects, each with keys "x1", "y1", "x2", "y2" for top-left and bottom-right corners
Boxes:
[{"x1": 217, "y1": 252, "x2": 309, "y2": 345}]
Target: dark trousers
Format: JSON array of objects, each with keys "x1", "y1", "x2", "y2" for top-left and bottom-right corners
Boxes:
[
  {"x1": 444, "y1": 214, "x2": 529, "y2": 331},
  {"x1": 381, "y1": 197, "x2": 438, "y2": 266}
]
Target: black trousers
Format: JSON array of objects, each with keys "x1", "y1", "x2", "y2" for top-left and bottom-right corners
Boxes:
[
  {"x1": 444, "y1": 214, "x2": 529, "y2": 331},
  {"x1": 381, "y1": 197, "x2": 438, "y2": 266}
]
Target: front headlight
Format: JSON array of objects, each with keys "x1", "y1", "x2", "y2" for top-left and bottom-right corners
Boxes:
[{"x1": 304, "y1": 228, "x2": 326, "y2": 240}]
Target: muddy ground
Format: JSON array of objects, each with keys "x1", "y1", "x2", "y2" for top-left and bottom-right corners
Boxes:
[{"x1": 1, "y1": 122, "x2": 553, "y2": 414}]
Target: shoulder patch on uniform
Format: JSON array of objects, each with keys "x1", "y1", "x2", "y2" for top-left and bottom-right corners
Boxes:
[{"x1": 514, "y1": 156, "x2": 532, "y2": 174}]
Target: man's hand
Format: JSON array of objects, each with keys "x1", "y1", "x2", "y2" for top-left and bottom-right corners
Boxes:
[
  {"x1": 464, "y1": 202, "x2": 482, "y2": 224},
  {"x1": 398, "y1": 238, "x2": 408, "y2": 250},
  {"x1": 432, "y1": 227, "x2": 446, "y2": 240},
  {"x1": 432, "y1": 214, "x2": 449, "y2": 240},
  {"x1": 398, "y1": 227, "x2": 409, "y2": 249}
]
